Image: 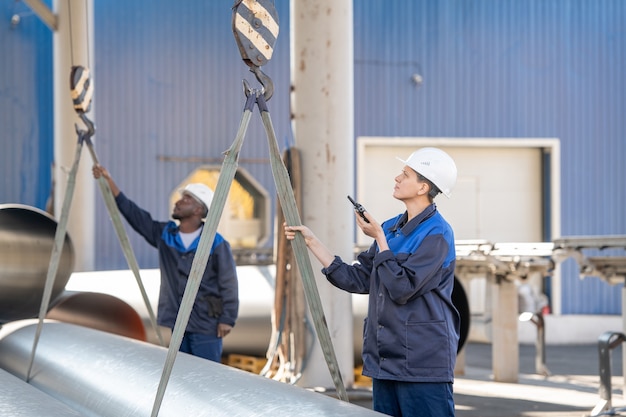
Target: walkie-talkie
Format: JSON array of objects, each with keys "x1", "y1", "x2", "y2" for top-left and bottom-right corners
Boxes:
[{"x1": 347, "y1": 195, "x2": 370, "y2": 223}]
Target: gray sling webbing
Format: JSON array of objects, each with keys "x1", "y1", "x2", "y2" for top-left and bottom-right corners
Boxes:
[
  {"x1": 26, "y1": 139, "x2": 84, "y2": 382},
  {"x1": 83, "y1": 137, "x2": 164, "y2": 347},
  {"x1": 150, "y1": 92, "x2": 258, "y2": 417},
  {"x1": 258, "y1": 95, "x2": 348, "y2": 402},
  {"x1": 150, "y1": 90, "x2": 348, "y2": 416},
  {"x1": 27, "y1": 126, "x2": 164, "y2": 382}
]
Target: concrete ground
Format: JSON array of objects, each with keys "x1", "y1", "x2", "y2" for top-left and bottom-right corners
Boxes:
[{"x1": 344, "y1": 342, "x2": 626, "y2": 417}]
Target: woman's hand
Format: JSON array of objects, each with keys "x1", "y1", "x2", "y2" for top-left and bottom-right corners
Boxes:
[
  {"x1": 355, "y1": 211, "x2": 389, "y2": 252},
  {"x1": 284, "y1": 224, "x2": 315, "y2": 243},
  {"x1": 283, "y1": 223, "x2": 335, "y2": 267}
]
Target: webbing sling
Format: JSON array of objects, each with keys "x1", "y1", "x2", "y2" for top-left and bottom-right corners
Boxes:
[
  {"x1": 150, "y1": 91, "x2": 256, "y2": 417},
  {"x1": 82, "y1": 125, "x2": 164, "y2": 348},
  {"x1": 26, "y1": 134, "x2": 84, "y2": 382},
  {"x1": 259, "y1": 95, "x2": 349, "y2": 401},
  {"x1": 150, "y1": 2, "x2": 347, "y2": 413},
  {"x1": 26, "y1": 69, "x2": 163, "y2": 382},
  {"x1": 151, "y1": 87, "x2": 348, "y2": 416}
]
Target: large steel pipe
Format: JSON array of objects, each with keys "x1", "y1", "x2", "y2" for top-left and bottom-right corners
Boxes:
[
  {"x1": 65, "y1": 269, "x2": 470, "y2": 360},
  {"x1": 0, "y1": 204, "x2": 74, "y2": 324},
  {"x1": 65, "y1": 267, "x2": 276, "y2": 353},
  {"x1": 47, "y1": 291, "x2": 147, "y2": 341},
  {"x1": 0, "y1": 322, "x2": 383, "y2": 417},
  {"x1": 0, "y1": 368, "x2": 85, "y2": 416}
]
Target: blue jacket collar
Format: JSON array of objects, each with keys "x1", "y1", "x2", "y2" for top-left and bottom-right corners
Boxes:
[
  {"x1": 390, "y1": 203, "x2": 437, "y2": 235},
  {"x1": 162, "y1": 221, "x2": 203, "y2": 252}
]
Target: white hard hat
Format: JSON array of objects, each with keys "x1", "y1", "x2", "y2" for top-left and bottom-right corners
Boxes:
[
  {"x1": 180, "y1": 183, "x2": 214, "y2": 216},
  {"x1": 396, "y1": 147, "x2": 457, "y2": 198}
]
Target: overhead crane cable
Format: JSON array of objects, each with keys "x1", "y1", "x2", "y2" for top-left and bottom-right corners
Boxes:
[
  {"x1": 66, "y1": 1, "x2": 163, "y2": 344},
  {"x1": 66, "y1": 0, "x2": 90, "y2": 68},
  {"x1": 67, "y1": 0, "x2": 75, "y2": 66},
  {"x1": 26, "y1": 0, "x2": 164, "y2": 382}
]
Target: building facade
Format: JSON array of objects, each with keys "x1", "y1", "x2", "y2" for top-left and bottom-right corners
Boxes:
[{"x1": 1, "y1": 0, "x2": 624, "y2": 317}]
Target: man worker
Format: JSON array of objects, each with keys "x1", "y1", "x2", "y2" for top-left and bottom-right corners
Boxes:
[{"x1": 93, "y1": 164, "x2": 239, "y2": 363}]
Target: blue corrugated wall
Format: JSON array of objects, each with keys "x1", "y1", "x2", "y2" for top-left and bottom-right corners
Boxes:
[
  {"x1": 91, "y1": 0, "x2": 291, "y2": 268},
  {"x1": 0, "y1": 0, "x2": 624, "y2": 314},
  {"x1": 354, "y1": 1, "x2": 626, "y2": 314},
  {"x1": 0, "y1": 0, "x2": 53, "y2": 209}
]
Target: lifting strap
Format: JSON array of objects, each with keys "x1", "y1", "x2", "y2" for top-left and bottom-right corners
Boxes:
[
  {"x1": 26, "y1": 65, "x2": 164, "y2": 382},
  {"x1": 150, "y1": 89, "x2": 257, "y2": 417},
  {"x1": 81, "y1": 117, "x2": 164, "y2": 349},
  {"x1": 259, "y1": 95, "x2": 349, "y2": 401},
  {"x1": 151, "y1": 87, "x2": 348, "y2": 417},
  {"x1": 261, "y1": 148, "x2": 308, "y2": 383},
  {"x1": 26, "y1": 131, "x2": 84, "y2": 382},
  {"x1": 151, "y1": 3, "x2": 347, "y2": 413}
]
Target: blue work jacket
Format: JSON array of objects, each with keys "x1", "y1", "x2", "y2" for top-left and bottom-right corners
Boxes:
[
  {"x1": 115, "y1": 192, "x2": 239, "y2": 335},
  {"x1": 322, "y1": 203, "x2": 459, "y2": 382}
]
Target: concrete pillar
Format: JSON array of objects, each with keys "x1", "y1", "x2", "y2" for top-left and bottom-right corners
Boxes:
[
  {"x1": 491, "y1": 277, "x2": 519, "y2": 382},
  {"x1": 290, "y1": 0, "x2": 355, "y2": 388},
  {"x1": 53, "y1": 0, "x2": 95, "y2": 271}
]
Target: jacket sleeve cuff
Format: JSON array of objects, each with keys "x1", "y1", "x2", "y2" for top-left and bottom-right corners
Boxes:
[
  {"x1": 321, "y1": 256, "x2": 343, "y2": 275},
  {"x1": 372, "y1": 249, "x2": 394, "y2": 268}
]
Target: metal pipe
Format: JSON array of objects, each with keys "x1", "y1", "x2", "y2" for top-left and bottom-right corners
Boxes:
[
  {"x1": 0, "y1": 322, "x2": 383, "y2": 417},
  {"x1": 64, "y1": 269, "x2": 469, "y2": 361},
  {"x1": 0, "y1": 368, "x2": 84, "y2": 416},
  {"x1": 47, "y1": 291, "x2": 147, "y2": 341},
  {"x1": 0, "y1": 204, "x2": 74, "y2": 324},
  {"x1": 64, "y1": 267, "x2": 277, "y2": 354}
]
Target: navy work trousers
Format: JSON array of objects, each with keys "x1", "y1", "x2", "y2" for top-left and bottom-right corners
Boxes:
[
  {"x1": 372, "y1": 378, "x2": 455, "y2": 417},
  {"x1": 179, "y1": 331, "x2": 223, "y2": 363}
]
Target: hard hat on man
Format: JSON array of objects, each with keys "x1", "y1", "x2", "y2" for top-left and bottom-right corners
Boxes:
[{"x1": 180, "y1": 183, "x2": 214, "y2": 217}]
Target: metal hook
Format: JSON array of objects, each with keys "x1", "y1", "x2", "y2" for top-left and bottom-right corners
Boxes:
[
  {"x1": 232, "y1": 0, "x2": 278, "y2": 101},
  {"x1": 75, "y1": 113, "x2": 96, "y2": 144},
  {"x1": 251, "y1": 66, "x2": 274, "y2": 101}
]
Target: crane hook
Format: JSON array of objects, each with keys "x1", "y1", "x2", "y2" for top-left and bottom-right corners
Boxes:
[{"x1": 232, "y1": 0, "x2": 278, "y2": 100}]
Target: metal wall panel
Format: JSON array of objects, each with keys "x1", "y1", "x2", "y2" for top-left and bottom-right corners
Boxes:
[
  {"x1": 1, "y1": 0, "x2": 624, "y2": 315},
  {"x1": 353, "y1": 0, "x2": 625, "y2": 314},
  {"x1": 92, "y1": 0, "x2": 291, "y2": 268},
  {"x1": 0, "y1": 0, "x2": 53, "y2": 209}
]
